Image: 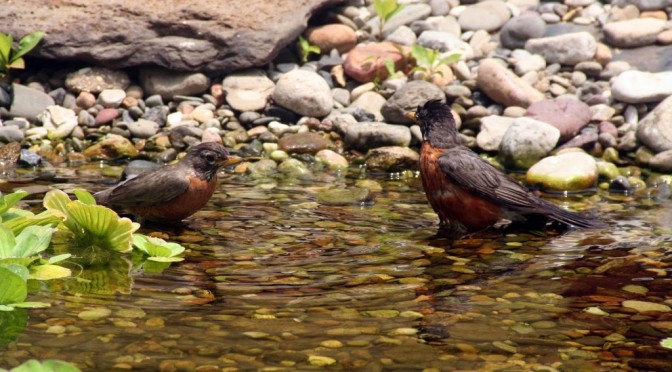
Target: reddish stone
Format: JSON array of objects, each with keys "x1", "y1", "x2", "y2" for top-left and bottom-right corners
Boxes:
[
  {"x1": 344, "y1": 42, "x2": 406, "y2": 83},
  {"x1": 94, "y1": 108, "x2": 120, "y2": 126},
  {"x1": 525, "y1": 97, "x2": 592, "y2": 142},
  {"x1": 306, "y1": 24, "x2": 357, "y2": 54}
]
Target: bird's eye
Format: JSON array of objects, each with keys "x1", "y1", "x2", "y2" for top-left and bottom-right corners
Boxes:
[{"x1": 204, "y1": 153, "x2": 216, "y2": 164}]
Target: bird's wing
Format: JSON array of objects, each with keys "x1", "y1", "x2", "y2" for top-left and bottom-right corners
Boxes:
[
  {"x1": 437, "y1": 148, "x2": 543, "y2": 213},
  {"x1": 95, "y1": 164, "x2": 191, "y2": 207}
]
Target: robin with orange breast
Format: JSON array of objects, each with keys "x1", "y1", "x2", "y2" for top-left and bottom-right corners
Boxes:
[
  {"x1": 408, "y1": 99, "x2": 604, "y2": 236},
  {"x1": 94, "y1": 142, "x2": 241, "y2": 223}
]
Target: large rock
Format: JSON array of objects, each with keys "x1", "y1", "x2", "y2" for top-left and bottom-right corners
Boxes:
[
  {"x1": 381, "y1": 80, "x2": 445, "y2": 125},
  {"x1": 525, "y1": 97, "x2": 592, "y2": 142},
  {"x1": 273, "y1": 69, "x2": 333, "y2": 117},
  {"x1": 611, "y1": 70, "x2": 672, "y2": 104},
  {"x1": 525, "y1": 32, "x2": 596, "y2": 66},
  {"x1": 636, "y1": 95, "x2": 672, "y2": 153},
  {"x1": 0, "y1": 0, "x2": 340, "y2": 72},
  {"x1": 499, "y1": 117, "x2": 560, "y2": 170},
  {"x1": 477, "y1": 58, "x2": 544, "y2": 108},
  {"x1": 8, "y1": 83, "x2": 55, "y2": 122},
  {"x1": 526, "y1": 151, "x2": 598, "y2": 192}
]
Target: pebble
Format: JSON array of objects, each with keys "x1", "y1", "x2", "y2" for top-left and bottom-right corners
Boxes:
[
  {"x1": 222, "y1": 69, "x2": 275, "y2": 112},
  {"x1": 97, "y1": 89, "x2": 126, "y2": 108},
  {"x1": 9, "y1": 83, "x2": 55, "y2": 122},
  {"x1": 140, "y1": 68, "x2": 210, "y2": 100},
  {"x1": 525, "y1": 32, "x2": 597, "y2": 66}
]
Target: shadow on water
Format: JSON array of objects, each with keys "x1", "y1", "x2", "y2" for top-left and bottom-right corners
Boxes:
[{"x1": 1, "y1": 165, "x2": 672, "y2": 371}]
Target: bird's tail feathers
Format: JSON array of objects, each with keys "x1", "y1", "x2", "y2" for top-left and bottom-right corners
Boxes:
[{"x1": 540, "y1": 199, "x2": 606, "y2": 229}]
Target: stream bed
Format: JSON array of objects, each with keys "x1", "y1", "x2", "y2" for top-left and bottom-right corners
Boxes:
[{"x1": 1, "y1": 163, "x2": 672, "y2": 371}]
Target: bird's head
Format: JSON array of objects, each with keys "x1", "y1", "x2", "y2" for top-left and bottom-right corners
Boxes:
[
  {"x1": 407, "y1": 99, "x2": 460, "y2": 148},
  {"x1": 185, "y1": 142, "x2": 241, "y2": 180}
]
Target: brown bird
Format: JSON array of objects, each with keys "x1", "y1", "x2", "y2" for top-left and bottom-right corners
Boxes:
[
  {"x1": 94, "y1": 142, "x2": 241, "y2": 223},
  {"x1": 409, "y1": 99, "x2": 604, "y2": 235}
]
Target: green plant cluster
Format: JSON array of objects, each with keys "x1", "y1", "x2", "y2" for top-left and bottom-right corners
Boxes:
[{"x1": 0, "y1": 189, "x2": 186, "y2": 312}]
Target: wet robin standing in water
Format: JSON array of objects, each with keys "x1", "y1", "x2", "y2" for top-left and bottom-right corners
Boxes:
[
  {"x1": 95, "y1": 142, "x2": 241, "y2": 223},
  {"x1": 408, "y1": 99, "x2": 604, "y2": 236}
]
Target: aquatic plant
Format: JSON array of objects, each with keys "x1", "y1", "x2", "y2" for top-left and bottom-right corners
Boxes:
[
  {"x1": 0, "y1": 264, "x2": 50, "y2": 311},
  {"x1": 0, "y1": 31, "x2": 44, "y2": 81},
  {"x1": 0, "y1": 190, "x2": 63, "y2": 235},
  {"x1": 43, "y1": 189, "x2": 139, "y2": 253},
  {"x1": 410, "y1": 44, "x2": 460, "y2": 81},
  {"x1": 298, "y1": 36, "x2": 321, "y2": 63},
  {"x1": 0, "y1": 359, "x2": 80, "y2": 372},
  {"x1": 133, "y1": 234, "x2": 185, "y2": 262},
  {"x1": 372, "y1": 0, "x2": 405, "y2": 39},
  {"x1": 0, "y1": 225, "x2": 71, "y2": 280}
]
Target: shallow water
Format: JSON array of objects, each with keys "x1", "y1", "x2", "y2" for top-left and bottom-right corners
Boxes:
[{"x1": 1, "y1": 164, "x2": 672, "y2": 371}]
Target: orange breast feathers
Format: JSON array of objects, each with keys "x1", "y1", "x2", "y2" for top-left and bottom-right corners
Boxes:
[
  {"x1": 131, "y1": 175, "x2": 218, "y2": 222},
  {"x1": 420, "y1": 143, "x2": 501, "y2": 230}
]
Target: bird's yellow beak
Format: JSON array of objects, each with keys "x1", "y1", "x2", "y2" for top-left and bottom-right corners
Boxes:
[
  {"x1": 406, "y1": 111, "x2": 417, "y2": 121},
  {"x1": 221, "y1": 155, "x2": 242, "y2": 166}
]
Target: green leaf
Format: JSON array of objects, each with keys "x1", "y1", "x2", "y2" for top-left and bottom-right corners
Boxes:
[
  {"x1": 0, "y1": 225, "x2": 16, "y2": 259},
  {"x1": 0, "y1": 263, "x2": 29, "y2": 281},
  {"x1": 10, "y1": 32, "x2": 44, "y2": 64},
  {"x1": 411, "y1": 44, "x2": 430, "y2": 66},
  {"x1": 374, "y1": 0, "x2": 403, "y2": 21},
  {"x1": 4, "y1": 209, "x2": 64, "y2": 236},
  {"x1": 66, "y1": 202, "x2": 139, "y2": 252},
  {"x1": 384, "y1": 58, "x2": 396, "y2": 76},
  {"x1": 73, "y1": 189, "x2": 96, "y2": 205},
  {"x1": 0, "y1": 257, "x2": 38, "y2": 267},
  {"x1": 661, "y1": 337, "x2": 672, "y2": 349},
  {"x1": 7, "y1": 57, "x2": 25, "y2": 70},
  {"x1": 43, "y1": 189, "x2": 78, "y2": 232},
  {"x1": 47, "y1": 254, "x2": 71, "y2": 264},
  {"x1": 133, "y1": 234, "x2": 185, "y2": 258},
  {"x1": 29, "y1": 264, "x2": 71, "y2": 280},
  {"x1": 0, "y1": 33, "x2": 12, "y2": 69},
  {"x1": 0, "y1": 308, "x2": 28, "y2": 345},
  {"x1": 438, "y1": 53, "x2": 461, "y2": 65},
  {"x1": 0, "y1": 190, "x2": 29, "y2": 215},
  {"x1": 9, "y1": 301, "x2": 51, "y2": 309},
  {"x1": 0, "y1": 266, "x2": 28, "y2": 305},
  {"x1": 6, "y1": 359, "x2": 80, "y2": 372},
  {"x1": 147, "y1": 256, "x2": 184, "y2": 262},
  {"x1": 13, "y1": 225, "x2": 53, "y2": 258},
  {"x1": 0, "y1": 305, "x2": 14, "y2": 312}
]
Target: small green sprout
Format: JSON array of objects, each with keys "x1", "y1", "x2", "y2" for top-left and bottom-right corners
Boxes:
[
  {"x1": 298, "y1": 36, "x2": 321, "y2": 63},
  {"x1": 0, "y1": 31, "x2": 45, "y2": 80},
  {"x1": 410, "y1": 44, "x2": 460, "y2": 81},
  {"x1": 372, "y1": 0, "x2": 406, "y2": 38}
]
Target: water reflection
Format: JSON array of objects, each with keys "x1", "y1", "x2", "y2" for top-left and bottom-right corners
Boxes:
[{"x1": 0, "y1": 167, "x2": 671, "y2": 370}]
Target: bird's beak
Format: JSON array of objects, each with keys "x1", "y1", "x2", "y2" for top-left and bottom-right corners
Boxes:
[
  {"x1": 221, "y1": 155, "x2": 242, "y2": 166},
  {"x1": 406, "y1": 111, "x2": 417, "y2": 121}
]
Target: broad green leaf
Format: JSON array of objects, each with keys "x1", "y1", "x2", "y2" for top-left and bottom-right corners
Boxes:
[
  {"x1": 11, "y1": 31, "x2": 45, "y2": 63},
  {"x1": 66, "y1": 201, "x2": 139, "y2": 252},
  {"x1": 73, "y1": 188, "x2": 96, "y2": 205},
  {"x1": 0, "y1": 305, "x2": 14, "y2": 312},
  {"x1": 147, "y1": 256, "x2": 184, "y2": 262},
  {"x1": 9, "y1": 301, "x2": 51, "y2": 309},
  {"x1": 29, "y1": 264, "x2": 71, "y2": 280},
  {"x1": 7, "y1": 58, "x2": 24, "y2": 70},
  {"x1": 374, "y1": 0, "x2": 402, "y2": 21},
  {"x1": 13, "y1": 225, "x2": 53, "y2": 258},
  {"x1": 0, "y1": 263, "x2": 29, "y2": 281},
  {"x1": 48, "y1": 253, "x2": 71, "y2": 264},
  {"x1": 6, "y1": 359, "x2": 80, "y2": 372},
  {"x1": 142, "y1": 260, "x2": 171, "y2": 274},
  {"x1": 0, "y1": 258, "x2": 37, "y2": 267},
  {"x1": 2, "y1": 208, "x2": 34, "y2": 221},
  {"x1": 0, "y1": 266, "x2": 27, "y2": 304},
  {"x1": 4, "y1": 209, "x2": 63, "y2": 236},
  {"x1": 0, "y1": 33, "x2": 12, "y2": 68},
  {"x1": 0, "y1": 225, "x2": 16, "y2": 259},
  {"x1": 0, "y1": 190, "x2": 28, "y2": 215},
  {"x1": 43, "y1": 189, "x2": 78, "y2": 233},
  {"x1": 661, "y1": 337, "x2": 672, "y2": 349},
  {"x1": 133, "y1": 234, "x2": 185, "y2": 257}
]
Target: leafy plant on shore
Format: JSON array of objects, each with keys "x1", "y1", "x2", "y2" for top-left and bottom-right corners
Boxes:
[
  {"x1": 298, "y1": 36, "x2": 321, "y2": 63},
  {"x1": 372, "y1": 0, "x2": 406, "y2": 39},
  {"x1": 410, "y1": 44, "x2": 461, "y2": 81},
  {"x1": 0, "y1": 31, "x2": 45, "y2": 81}
]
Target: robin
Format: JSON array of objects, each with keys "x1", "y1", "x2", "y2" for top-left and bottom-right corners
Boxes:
[
  {"x1": 94, "y1": 142, "x2": 241, "y2": 223},
  {"x1": 408, "y1": 99, "x2": 604, "y2": 235}
]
